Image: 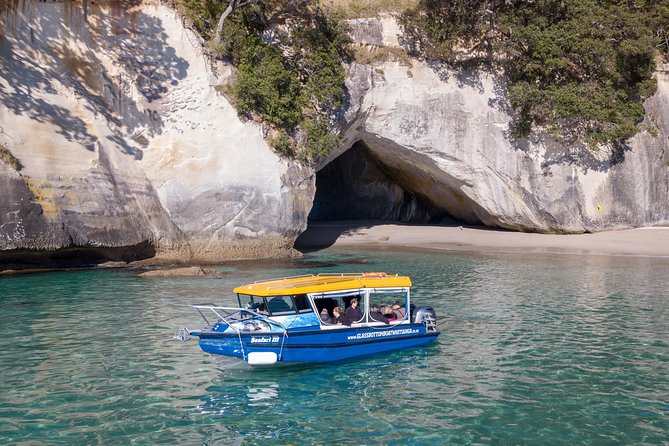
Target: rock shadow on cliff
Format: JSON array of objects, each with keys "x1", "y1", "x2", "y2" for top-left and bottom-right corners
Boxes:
[{"x1": 0, "y1": 3, "x2": 190, "y2": 157}]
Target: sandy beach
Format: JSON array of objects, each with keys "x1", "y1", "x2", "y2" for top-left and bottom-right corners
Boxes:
[{"x1": 295, "y1": 221, "x2": 669, "y2": 258}]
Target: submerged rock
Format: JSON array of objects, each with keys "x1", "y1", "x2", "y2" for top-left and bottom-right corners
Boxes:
[{"x1": 138, "y1": 266, "x2": 221, "y2": 278}]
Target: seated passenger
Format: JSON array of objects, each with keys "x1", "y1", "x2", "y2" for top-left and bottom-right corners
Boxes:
[
  {"x1": 332, "y1": 306, "x2": 352, "y2": 326},
  {"x1": 345, "y1": 297, "x2": 363, "y2": 322},
  {"x1": 369, "y1": 304, "x2": 389, "y2": 324},
  {"x1": 381, "y1": 304, "x2": 395, "y2": 321},
  {"x1": 320, "y1": 308, "x2": 333, "y2": 324},
  {"x1": 392, "y1": 301, "x2": 406, "y2": 320}
]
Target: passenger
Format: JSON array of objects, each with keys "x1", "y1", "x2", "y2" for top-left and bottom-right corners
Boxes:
[
  {"x1": 392, "y1": 301, "x2": 406, "y2": 320},
  {"x1": 369, "y1": 304, "x2": 389, "y2": 324},
  {"x1": 320, "y1": 308, "x2": 333, "y2": 324},
  {"x1": 381, "y1": 304, "x2": 395, "y2": 321},
  {"x1": 332, "y1": 306, "x2": 352, "y2": 326},
  {"x1": 345, "y1": 297, "x2": 363, "y2": 322}
]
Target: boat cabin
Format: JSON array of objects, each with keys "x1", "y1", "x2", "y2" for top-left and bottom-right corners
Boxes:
[{"x1": 234, "y1": 272, "x2": 412, "y2": 328}]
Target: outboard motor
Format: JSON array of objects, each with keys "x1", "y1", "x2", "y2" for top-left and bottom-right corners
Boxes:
[{"x1": 412, "y1": 306, "x2": 438, "y2": 331}]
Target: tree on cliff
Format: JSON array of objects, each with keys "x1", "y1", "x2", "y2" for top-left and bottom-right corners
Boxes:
[
  {"x1": 213, "y1": 0, "x2": 258, "y2": 44},
  {"x1": 174, "y1": 0, "x2": 351, "y2": 161},
  {"x1": 401, "y1": 0, "x2": 669, "y2": 147}
]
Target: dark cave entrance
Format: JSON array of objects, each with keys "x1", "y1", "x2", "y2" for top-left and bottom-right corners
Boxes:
[
  {"x1": 308, "y1": 141, "x2": 444, "y2": 223},
  {"x1": 294, "y1": 140, "x2": 468, "y2": 250}
]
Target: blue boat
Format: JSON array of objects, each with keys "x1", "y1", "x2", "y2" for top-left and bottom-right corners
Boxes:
[{"x1": 176, "y1": 272, "x2": 439, "y2": 366}]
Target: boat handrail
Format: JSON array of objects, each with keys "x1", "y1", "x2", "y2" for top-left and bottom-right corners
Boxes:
[
  {"x1": 240, "y1": 274, "x2": 316, "y2": 286},
  {"x1": 188, "y1": 305, "x2": 289, "y2": 332},
  {"x1": 315, "y1": 272, "x2": 399, "y2": 278},
  {"x1": 188, "y1": 305, "x2": 290, "y2": 363},
  {"x1": 240, "y1": 273, "x2": 401, "y2": 286}
]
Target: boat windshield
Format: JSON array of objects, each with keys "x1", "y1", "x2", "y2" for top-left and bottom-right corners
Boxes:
[{"x1": 237, "y1": 293, "x2": 313, "y2": 316}]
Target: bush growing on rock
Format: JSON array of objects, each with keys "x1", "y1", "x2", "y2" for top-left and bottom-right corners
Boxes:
[
  {"x1": 401, "y1": 0, "x2": 669, "y2": 147},
  {"x1": 174, "y1": 0, "x2": 351, "y2": 161}
]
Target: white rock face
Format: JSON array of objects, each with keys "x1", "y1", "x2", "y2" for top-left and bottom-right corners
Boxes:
[
  {"x1": 1, "y1": 4, "x2": 668, "y2": 268},
  {"x1": 0, "y1": 2, "x2": 313, "y2": 263},
  {"x1": 340, "y1": 17, "x2": 669, "y2": 233}
]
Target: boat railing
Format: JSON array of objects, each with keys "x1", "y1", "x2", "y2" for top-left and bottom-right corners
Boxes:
[
  {"x1": 173, "y1": 305, "x2": 288, "y2": 341},
  {"x1": 240, "y1": 273, "x2": 400, "y2": 286},
  {"x1": 242, "y1": 274, "x2": 316, "y2": 285},
  {"x1": 315, "y1": 272, "x2": 399, "y2": 278},
  {"x1": 187, "y1": 305, "x2": 289, "y2": 332},
  {"x1": 175, "y1": 305, "x2": 290, "y2": 363}
]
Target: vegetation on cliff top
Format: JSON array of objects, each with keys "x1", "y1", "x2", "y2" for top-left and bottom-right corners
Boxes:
[
  {"x1": 319, "y1": 0, "x2": 418, "y2": 18},
  {"x1": 174, "y1": 0, "x2": 351, "y2": 161},
  {"x1": 5, "y1": 0, "x2": 667, "y2": 153},
  {"x1": 176, "y1": 0, "x2": 668, "y2": 151},
  {"x1": 401, "y1": 0, "x2": 669, "y2": 146}
]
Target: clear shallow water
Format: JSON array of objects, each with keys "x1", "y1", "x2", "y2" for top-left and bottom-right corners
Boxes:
[{"x1": 0, "y1": 249, "x2": 668, "y2": 445}]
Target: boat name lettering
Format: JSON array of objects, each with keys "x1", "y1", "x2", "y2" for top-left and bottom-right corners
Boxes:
[
  {"x1": 250, "y1": 336, "x2": 280, "y2": 343},
  {"x1": 347, "y1": 328, "x2": 419, "y2": 340}
]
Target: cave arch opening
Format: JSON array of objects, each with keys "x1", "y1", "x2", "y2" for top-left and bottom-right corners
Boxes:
[{"x1": 294, "y1": 140, "x2": 477, "y2": 251}]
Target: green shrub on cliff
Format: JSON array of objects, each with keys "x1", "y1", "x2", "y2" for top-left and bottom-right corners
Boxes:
[
  {"x1": 174, "y1": 0, "x2": 350, "y2": 161},
  {"x1": 232, "y1": 36, "x2": 304, "y2": 128},
  {"x1": 401, "y1": 0, "x2": 669, "y2": 146},
  {"x1": 303, "y1": 116, "x2": 340, "y2": 160},
  {"x1": 173, "y1": 0, "x2": 227, "y2": 36},
  {"x1": 270, "y1": 130, "x2": 294, "y2": 157}
]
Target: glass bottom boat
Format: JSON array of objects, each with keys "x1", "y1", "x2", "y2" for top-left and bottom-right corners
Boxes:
[{"x1": 175, "y1": 272, "x2": 439, "y2": 366}]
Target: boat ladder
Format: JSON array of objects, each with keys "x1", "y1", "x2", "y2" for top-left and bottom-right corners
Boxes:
[{"x1": 423, "y1": 314, "x2": 438, "y2": 332}]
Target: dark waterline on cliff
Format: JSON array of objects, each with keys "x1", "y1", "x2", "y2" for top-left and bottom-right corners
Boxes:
[{"x1": 0, "y1": 248, "x2": 667, "y2": 444}]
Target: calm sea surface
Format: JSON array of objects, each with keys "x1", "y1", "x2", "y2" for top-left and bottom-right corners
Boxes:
[{"x1": 0, "y1": 248, "x2": 667, "y2": 445}]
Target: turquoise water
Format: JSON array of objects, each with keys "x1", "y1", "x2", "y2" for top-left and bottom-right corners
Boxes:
[{"x1": 1, "y1": 248, "x2": 668, "y2": 445}]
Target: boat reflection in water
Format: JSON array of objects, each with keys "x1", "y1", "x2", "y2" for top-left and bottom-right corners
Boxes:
[{"x1": 176, "y1": 273, "x2": 440, "y2": 366}]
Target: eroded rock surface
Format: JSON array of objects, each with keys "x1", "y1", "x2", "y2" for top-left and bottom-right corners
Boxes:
[
  {"x1": 0, "y1": 2, "x2": 313, "y2": 267},
  {"x1": 338, "y1": 16, "x2": 669, "y2": 233},
  {"x1": 1, "y1": 6, "x2": 668, "y2": 271}
]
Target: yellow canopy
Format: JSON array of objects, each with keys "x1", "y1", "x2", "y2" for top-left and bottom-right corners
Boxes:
[{"x1": 233, "y1": 272, "x2": 411, "y2": 296}]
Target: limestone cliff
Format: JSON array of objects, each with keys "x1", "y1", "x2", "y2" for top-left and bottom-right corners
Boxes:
[
  {"x1": 336, "y1": 15, "x2": 669, "y2": 233},
  {"x1": 0, "y1": 1, "x2": 313, "y2": 267},
  {"x1": 1, "y1": 4, "x2": 668, "y2": 269}
]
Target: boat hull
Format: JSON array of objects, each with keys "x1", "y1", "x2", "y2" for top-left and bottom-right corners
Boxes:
[{"x1": 197, "y1": 324, "x2": 439, "y2": 363}]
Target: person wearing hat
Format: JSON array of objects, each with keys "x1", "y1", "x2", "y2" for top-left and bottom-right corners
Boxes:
[
  {"x1": 320, "y1": 307, "x2": 333, "y2": 324},
  {"x1": 369, "y1": 304, "x2": 389, "y2": 324}
]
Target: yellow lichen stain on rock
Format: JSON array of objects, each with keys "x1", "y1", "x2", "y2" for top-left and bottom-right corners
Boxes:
[
  {"x1": 72, "y1": 102, "x2": 99, "y2": 138},
  {"x1": 25, "y1": 179, "x2": 59, "y2": 219},
  {"x1": 49, "y1": 42, "x2": 102, "y2": 97}
]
